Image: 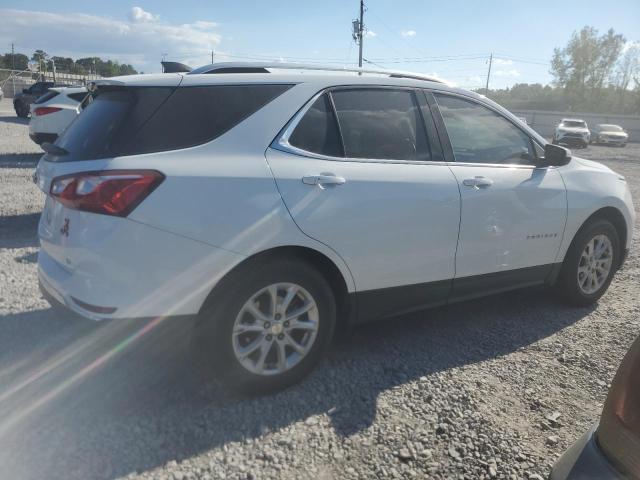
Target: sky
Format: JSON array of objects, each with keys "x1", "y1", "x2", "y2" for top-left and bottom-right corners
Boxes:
[{"x1": 0, "y1": 0, "x2": 638, "y2": 89}]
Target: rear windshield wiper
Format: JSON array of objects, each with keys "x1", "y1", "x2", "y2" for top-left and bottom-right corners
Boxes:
[{"x1": 41, "y1": 142, "x2": 69, "y2": 156}]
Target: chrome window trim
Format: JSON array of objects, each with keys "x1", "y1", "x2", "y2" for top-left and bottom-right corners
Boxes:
[{"x1": 272, "y1": 85, "x2": 443, "y2": 166}]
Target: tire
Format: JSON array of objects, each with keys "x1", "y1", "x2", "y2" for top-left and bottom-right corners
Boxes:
[
  {"x1": 14, "y1": 102, "x2": 28, "y2": 118},
  {"x1": 554, "y1": 218, "x2": 620, "y2": 306},
  {"x1": 194, "y1": 258, "x2": 336, "y2": 395}
]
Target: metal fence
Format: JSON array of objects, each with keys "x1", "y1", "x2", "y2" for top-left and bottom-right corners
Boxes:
[
  {"x1": 512, "y1": 109, "x2": 640, "y2": 143},
  {"x1": 0, "y1": 69, "x2": 101, "y2": 98}
]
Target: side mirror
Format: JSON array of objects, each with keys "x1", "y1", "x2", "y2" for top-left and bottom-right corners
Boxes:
[
  {"x1": 539, "y1": 143, "x2": 571, "y2": 167},
  {"x1": 22, "y1": 88, "x2": 29, "y2": 94}
]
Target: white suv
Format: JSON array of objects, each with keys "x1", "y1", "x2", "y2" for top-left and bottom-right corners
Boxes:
[
  {"x1": 35, "y1": 63, "x2": 635, "y2": 393},
  {"x1": 553, "y1": 118, "x2": 591, "y2": 149}
]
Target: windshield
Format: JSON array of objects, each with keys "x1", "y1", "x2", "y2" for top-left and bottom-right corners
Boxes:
[
  {"x1": 598, "y1": 124, "x2": 624, "y2": 132},
  {"x1": 561, "y1": 120, "x2": 587, "y2": 128}
]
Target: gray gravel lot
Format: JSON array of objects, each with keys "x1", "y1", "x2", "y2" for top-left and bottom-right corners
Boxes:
[{"x1": 0, "y1": 96, "x2": 638, "y2": 480}]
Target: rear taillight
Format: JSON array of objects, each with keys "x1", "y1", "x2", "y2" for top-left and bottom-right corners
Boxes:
[
  {"x1": 50, "y1": 170, "x2": 164, "y2": 217},
  {"x1": 597, "y1": 335, "x2": 640, "y2": 477},
  {"x1": 34, "y1": 106, "x2": 63, "y2": 116}
]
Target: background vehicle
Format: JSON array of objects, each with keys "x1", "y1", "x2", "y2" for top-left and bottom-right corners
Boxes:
[
  {"x1": 591, "y1": 124, "x2": 628, "y2": 147},
  {"x1": 34, "y1": 63, "x2": 635, "y2": 393},
  {"x1": 551, "y1": 334, "x2": 640, "y2": 479},
  {"x1": 13, "y1": 81, "x2": 72, "y2": 118},
  {"x1": 553, "y1": 118, "x2": 591, "y2": 148},
  {"x1": 28, "y1": 86, "x2": 88, "y2": 145}
]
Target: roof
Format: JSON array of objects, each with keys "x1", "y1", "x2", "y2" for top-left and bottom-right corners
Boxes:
[
  {"x1": 561, "y1": 118, "x2": 586, "y2": 122},
  {"x1": 95, "y1": 62, "x2": 461, "y2": 91}
]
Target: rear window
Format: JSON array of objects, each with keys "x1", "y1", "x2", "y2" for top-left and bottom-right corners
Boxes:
[
  {"x1": 34, "y1": 91, "x2": 59, "y2": 104},
  {"x1": 331, "y1": 88, "x2": 430, "y2": 161},
  {"x1": 67, "y1": 92, "x2": 88, "y2": 102},
  {"x1": 53, "y1": 84, "x2": 291, "y2": 161}
]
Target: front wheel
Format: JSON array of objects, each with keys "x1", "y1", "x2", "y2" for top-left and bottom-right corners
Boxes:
[
  {"x1": 554, "y1": 219, "x2": 620, "y2": 306},
  {"x1": 194, "y1": 259, "x2": 336, "y2": 394}
]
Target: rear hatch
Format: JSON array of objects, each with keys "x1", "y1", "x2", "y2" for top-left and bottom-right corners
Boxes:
[{"x1": 35, "y1": 75, "x2": 183, "y2": 271}]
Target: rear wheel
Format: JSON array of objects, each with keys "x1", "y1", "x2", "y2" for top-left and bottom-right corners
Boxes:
[
  {"x1": 554, "y1": 218, "x2": 620, "y2": 306},
  {"x1": 194, "y1": 258, "x2": 336, "y2": 394}
]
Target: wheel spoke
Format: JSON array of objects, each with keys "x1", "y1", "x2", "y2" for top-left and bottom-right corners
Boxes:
[
  {"x1": 237, "y1": 334, "x2": 265, "y2": 358},
  {"x1": 245, "y1": 302, "x2": 270, "y2": 322},
  {"x1": 288, "y1": 318, "x2": 318, "y2": 332},
  {"x1": 275, "y1": 340, "x2": 287, "y2": 371},
  {"x1": 286, "y1": 301, "x2": 314, "y2": 321},
  {"x1": 233, "y1": 323, "x2": 264, "y2": 335},
  {"x1": 281, "y1": 285, "x2": 299, "y2": 314},
  {"x1": 255, "y1": 340, "x2": 273, "y2": 373},
  {"x1": 284, "y1": 333, "x2": 306, "y2": 354},
  {"x1": 267, "y1": 285, "x2": 279, "y2": 317}
]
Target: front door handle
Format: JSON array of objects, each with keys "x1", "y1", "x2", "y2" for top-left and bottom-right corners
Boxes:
[
  {"x1": 462, "y1": 176, "x2": 493, "y2": 188},
  {"x1": 302, "y1": 175, "x2": 346, "y2": 188}
]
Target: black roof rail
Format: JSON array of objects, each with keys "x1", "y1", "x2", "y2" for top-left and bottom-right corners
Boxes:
[{"x1": 187, "y1": 61, "x2": 446, "y2": 84}]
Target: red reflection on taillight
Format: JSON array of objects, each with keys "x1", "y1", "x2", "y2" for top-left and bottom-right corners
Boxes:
[
  {"x1": 34, "y1": 107, "x2": 63, "y2": 116},
  {"x1": 50, "y1": 170, "x2": 164, "y2": 217},
  {"x1": 597, "y1": 335, "x2": 640, "y2": 477}
]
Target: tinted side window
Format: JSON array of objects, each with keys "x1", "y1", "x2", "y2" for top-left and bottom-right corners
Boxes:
[
  {"x1": 331, "y1": 89, "x2": 430, "y2": 161},
  {"x1": 127, "y1": 84, "x2": 291, "y2": 155},
  {"x1": 56, "y1": 87, "x2": 174, "y2": 161},
  {"x1": 55, "y1": 85, "x2": 291, "y2": 161},
  {"x1": 288, "y1": 93, "x2": 343, "y2": 157},
  {"x1": 434, "y1": 93, "x2": 534, "y2": 164}
]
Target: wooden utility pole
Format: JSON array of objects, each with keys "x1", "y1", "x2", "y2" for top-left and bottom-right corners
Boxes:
[{"x1": 485, "y1": 53, "x2": 493, "y2": 96}]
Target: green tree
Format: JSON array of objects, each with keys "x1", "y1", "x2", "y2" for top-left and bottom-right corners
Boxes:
[
  {"x1": 550, "y1": 27, "x2": 626, "y2": 109},
  {"x1": 0, "y1": 52, "x2": 29, "y2": 70}
]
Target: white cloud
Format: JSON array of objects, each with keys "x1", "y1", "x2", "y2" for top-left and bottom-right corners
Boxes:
[
  {"x1": 401, "y1": 30, "x2": 416, "y2": 38},
  {"x1": 129, "y1": 6, "x2": 158, "y2": 23},
  {"x1": 365, "y1": 30, "x2": 377, "y2": 38},
  {"x1": 493, "y1": 58, "x2": 513, "y2": 65},
  {"x1": 493, "y1": 68, "x2": 520, "y2": 77},
  {"x1": 0, "y1": 8, "x2": 221, "y2": 73}
]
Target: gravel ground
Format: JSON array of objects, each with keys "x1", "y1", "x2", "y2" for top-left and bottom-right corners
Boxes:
[{"x1": 0, "y1": 96, "x2": 638, "y2": 480}]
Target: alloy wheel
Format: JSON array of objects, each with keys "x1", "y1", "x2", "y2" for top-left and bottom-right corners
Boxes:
[
  {"x1": 577, "y1": 234, "x2": 613, "y2": 295},
  {"x1": 232, "y1": 283, "x2": 319, "y2": 376}
]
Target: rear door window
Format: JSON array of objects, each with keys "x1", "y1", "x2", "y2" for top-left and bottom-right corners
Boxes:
[
  {"x1": 330, "y1": 88, "x2": 430, "y2": 161},
  {"x1": 53, "y1": 84, "x2": 291, "y2": 161},
  {"x1": 288, "y1": 93, "x2": 344, "y2": 157}
]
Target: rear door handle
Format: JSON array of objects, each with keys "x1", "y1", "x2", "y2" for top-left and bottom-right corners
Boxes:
[
  {"x1": 462, "y1": 176, "x2": 493, "y2": 188},
  {"x1": 302, "y1": 175, "x2": 346, "y2": 188}
]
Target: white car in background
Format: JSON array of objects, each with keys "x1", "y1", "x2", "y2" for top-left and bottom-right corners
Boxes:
[
  {"x1": 34, "y1": 63, "x2": 635, "y2": 393},
  {"x1": 29, "y1": 86, "x2": 88, "y2": 145},
  {"x1": 591, "y1": 124, "x2": 628, "y2": 147},
  {"x1": 552, "y1": 118, "x2": 591, "y2": 148}
]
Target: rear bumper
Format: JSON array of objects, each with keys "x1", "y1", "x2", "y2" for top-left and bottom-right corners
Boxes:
[
  {"x1": 37, "y1": 211, "x2": 246, "y2": 321},
  {"x1": 29, "y1": 132, "x2": 58, "y2": 145},
  {"x1": 550, "y1": 426, "x2": 623, "y2": 480}
]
